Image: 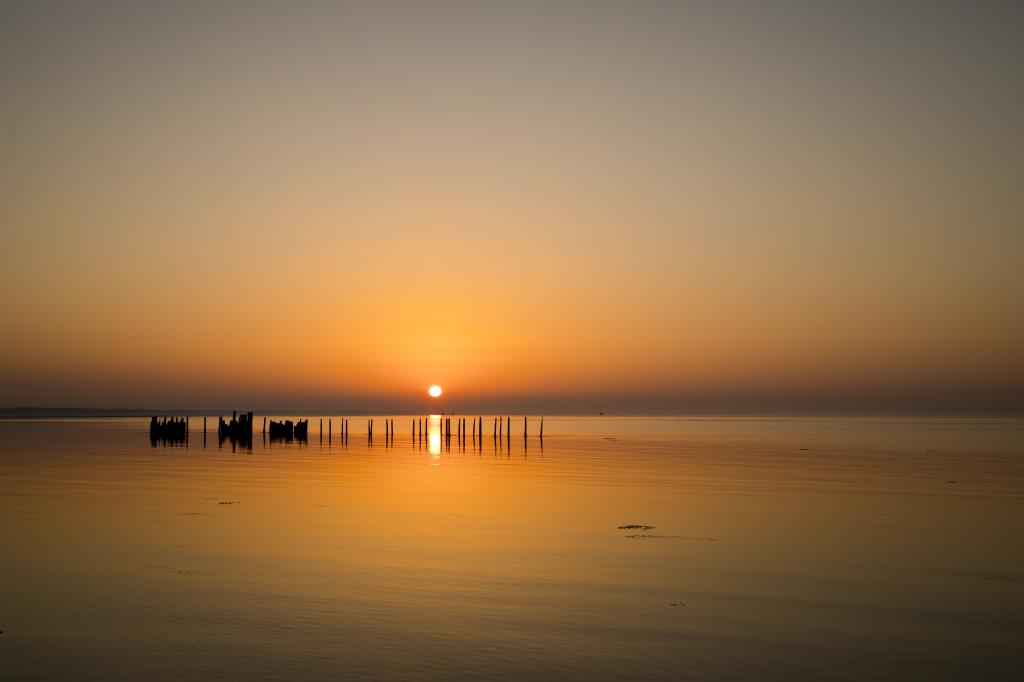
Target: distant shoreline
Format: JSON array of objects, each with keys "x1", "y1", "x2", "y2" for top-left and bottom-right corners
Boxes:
[{"x1": 1, "y1": 408, "x2": 1021, "y2": 419}]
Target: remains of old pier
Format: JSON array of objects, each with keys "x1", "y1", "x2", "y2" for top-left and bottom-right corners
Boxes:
[
  {"x1": 150, "y1": 416, "x2": 188, "y2": 443},
  {"x1": 149, "y1": 412, "x2": 545, "y2": 447},
  {"x1": 218, "y1": 411, "x2": 253, "y2": 439},
  {"x1": 268, "y1": 418, "x2": 308, "y2": 440}
]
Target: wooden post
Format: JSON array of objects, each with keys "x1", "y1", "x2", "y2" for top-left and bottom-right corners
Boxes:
[
  {"x1": 507, "y1": 417, "x2": 511, "y2": 439},
  {"x1": 540, "y1": 416, "x2": 544, "y2": 438},
  {"x1": 203, "y1": 416, "x2": 207, "y2": 435},
  {"x1": 262, "y1": 416, "x2": 266, "y2": 434},
  {"x1": 499, "y1": 418, "x2": 502, "y2": 438},
  {"x1": 524, "y1": 416, "x2": 527, "y2": 437},
  {"x1": 493, "y1": 417, "x2": 497, "y2": 437}
]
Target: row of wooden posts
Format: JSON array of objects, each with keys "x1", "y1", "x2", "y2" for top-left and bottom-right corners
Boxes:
[
  {"x1": 378, "y1": 416, "x2": 545, "y2": 438},
  {"x1": 333, "y1": 416, "x2": 544, "y2": 439},
  {"x1": 179, "y1": 415, "x2": 545, "y2": 438}
]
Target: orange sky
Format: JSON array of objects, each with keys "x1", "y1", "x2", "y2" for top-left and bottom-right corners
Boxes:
[{"x1": 1, "y1": 2, "x2": 1022, "y2": 412}]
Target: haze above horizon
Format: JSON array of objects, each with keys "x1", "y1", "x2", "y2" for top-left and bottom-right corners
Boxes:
[{"x1": 1, "y1": 2, "x2": 1021, "y2": 413}]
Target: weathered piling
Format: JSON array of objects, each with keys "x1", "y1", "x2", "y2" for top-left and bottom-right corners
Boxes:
[
  {"x1": 499, "y1": 418, "x2": 503, "y2": 438},
  {"x1": 150, "y1": 416, "x2": 188, "y2": 442},
  {"x1": 507, "y1": 417, "x2": 511, "y2": 440},
  {"x1": 540, "y1": 416, "x2": 544, "y2": 438},
  {"x1": 267, "y1": 418, "x2": 307, "y2": 440},
  {"x1": 493, "y1": 417, "x2": 497, "y2": 438},
  {"x1": 204, "y1": 416, "x2": 207, "y2": 435},
  {"x1": 524, "y1": 416, "x2": 527, "y2": 437},
  {"x1": 262, "y1": 416, "x2": 266, "y2": 434}
]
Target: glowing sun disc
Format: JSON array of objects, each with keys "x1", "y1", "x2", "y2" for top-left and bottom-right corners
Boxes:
[{"x1": 428, "y1": 385, "x2": 442, "y2": 398}]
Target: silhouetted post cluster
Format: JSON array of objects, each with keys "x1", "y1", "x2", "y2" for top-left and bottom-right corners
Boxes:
[
  {"x1": 381, "y1": 417, "x2": 397, "y2": 446},
  {"x1": 267, "y1": 418, "x2": 307, "y2": 441},
  {"x1": 150, "y1": 416, "x2": 188, "y2": 444},
  {"x1": 217, "y1": 410, "x2": 255, "y2": 447}
]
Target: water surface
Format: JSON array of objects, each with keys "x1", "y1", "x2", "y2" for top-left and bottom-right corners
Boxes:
[{"x1": 1, "y1": 416, "x2": 1021, "y2": 680}]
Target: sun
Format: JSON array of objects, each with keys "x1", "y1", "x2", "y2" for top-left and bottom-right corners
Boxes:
[{"x1": 428, "y1": 385, "x2": 442, "y2": 398}]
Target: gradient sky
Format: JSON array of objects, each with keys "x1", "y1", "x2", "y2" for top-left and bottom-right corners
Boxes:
[{"x1": 1, "y1": 1, "x2": 1022, "y2": 413}]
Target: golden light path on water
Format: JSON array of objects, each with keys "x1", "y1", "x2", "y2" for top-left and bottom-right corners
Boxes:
[{"x1": 429, "y1": 414, "x2": 442, "y2": 458}]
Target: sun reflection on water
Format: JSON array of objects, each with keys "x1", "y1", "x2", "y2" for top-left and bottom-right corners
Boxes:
[{"x1": 428, "y1": 414, "x2": 442, "y2": 459}]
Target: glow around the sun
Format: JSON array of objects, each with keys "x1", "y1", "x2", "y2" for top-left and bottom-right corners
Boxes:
[{"x1": 428, "y1": 385, "x2": 442, "y2": 398}]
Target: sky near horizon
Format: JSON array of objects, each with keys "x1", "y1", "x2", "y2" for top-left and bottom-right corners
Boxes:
[{"x1": 1, "y1": 1, "x2": 1022, "y2": 412}]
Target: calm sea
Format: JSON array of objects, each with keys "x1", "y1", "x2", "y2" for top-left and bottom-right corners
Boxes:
[{"x1": 1, "y1": 416, "x2": 1021, "y2": 680}]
